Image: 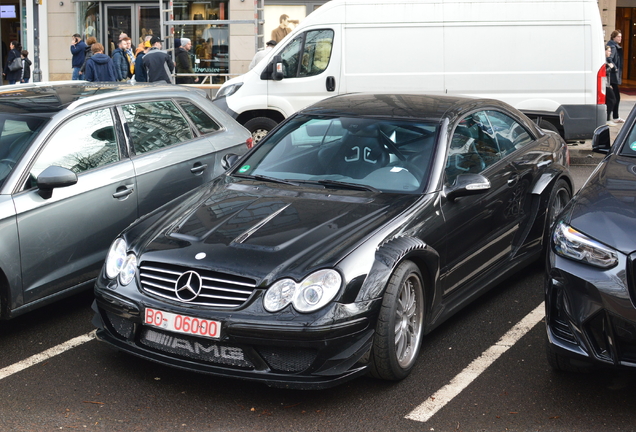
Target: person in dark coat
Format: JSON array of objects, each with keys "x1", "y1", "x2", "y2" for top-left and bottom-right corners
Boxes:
[
  {"x1": 175, "y1": 38, "x2": 199, "y2": 84},
  {"x1": 143, "y1": 36, "x2": 174, "y2": 84},
  {"x1": 607, "y1": 30, "x2": 625, "y2": 123},
  {"x1": 80, "y1": 36, "x2": 97, "y2": 76},
  {"x1": 84, "y1": 43, "x2": 118, "y2": 82},
  {"x1": 111, "y1": 38, "x2": 130, "y2": 82},
  {"x1": 3, "y1": 41, "x2": 22, "y2": 84},
  {"x1": 70, "y1": 34, "x2": 87, "y2": 80},
  {"x1": 134, "y1": 40, "x2": 151, "y2": 83},
  {"x1": 20, "y1": 50, "x2": 31, "y2": 83}
]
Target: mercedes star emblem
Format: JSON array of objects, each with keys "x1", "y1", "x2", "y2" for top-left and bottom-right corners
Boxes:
[{"x1": 174, "y1": 270, "x2": 203, "y2": 302}]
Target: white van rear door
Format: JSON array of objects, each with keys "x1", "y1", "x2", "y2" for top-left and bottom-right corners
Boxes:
[{"x1": 267, "y1": 26, "x2": 341, "y2": 116}]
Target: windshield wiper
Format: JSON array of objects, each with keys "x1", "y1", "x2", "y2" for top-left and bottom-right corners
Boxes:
[
  {"x1": 302, "y1": 179, "x2": 380, "y2": 193},
  {"x1": 233, "y1": 173, "x2": 299, "y2": 186}
]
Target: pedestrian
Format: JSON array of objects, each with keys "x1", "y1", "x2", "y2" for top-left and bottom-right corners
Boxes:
[
  {"x1": 271, "y1": 14, "x2": 292, "y2": 43},
  {"x1": 70, "y1": 33, "x2": 87, "y2": 80},
  {"x1": 249, "y1": 40, "x2": 277, "y2": 70},
  {"x1": 607, "y1": 30, "x2": 625, "y2": 123},
  {"x1": 20, "y1": 50, "x2": 31, "y2": 83},
  {"x1": 125, "y1": 38, "x2": 136, "y2": 79},
  {"x1": 143, "y1": 36, "x2": 174, "y2": 84},
  {"x1": 3, "y1": 41, "x2": 22, "y2": 84},
  {"x1": 175, "y1": 37, "x2": 199, "y2": 84},
  {"x1": 84, "y1": 43, "x2": 118, "y2": 82},
  {"x1": 112, "y1": 37, "x2": 131, "y2": 82},
  {"x1": 80, "y1": 36, "x2": 97, "y2": 76},
  {"x1": 134, "y1": 39, "x2": 151, "y2": 83},
  {"x1": 605, "y1": 45, "x2": 618, "y2": 127}
]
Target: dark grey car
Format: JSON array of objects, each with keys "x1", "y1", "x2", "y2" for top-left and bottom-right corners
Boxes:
[{"x1": 0, "y1": 83, "x2": 251, "y2": 319}]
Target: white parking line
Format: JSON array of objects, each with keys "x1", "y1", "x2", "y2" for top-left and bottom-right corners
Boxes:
[
  {"x1": 405, "y1": 302, "x2": 545, "y2": 423},
  {"x1": 0, "y1": 331, "x2": 95, "y2": 381}
]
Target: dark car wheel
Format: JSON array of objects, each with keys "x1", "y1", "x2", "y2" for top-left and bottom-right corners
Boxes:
[
  {"x1": 369, "y1": 260, "x2": 425, "y2": 381},
  {"x1": 244, "y1": 117, "x2": 278, "y2": 144},
  {"x1": 544, "y1": 179, "x2": 571, "y2": 250},
  {"x1": 545, "y1": 339, "x2": 594, "y2": 373}
]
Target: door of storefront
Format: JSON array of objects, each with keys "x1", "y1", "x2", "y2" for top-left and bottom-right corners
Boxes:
[{"x1": 104, "y1": 3, "x2": 160, "y2": 55}]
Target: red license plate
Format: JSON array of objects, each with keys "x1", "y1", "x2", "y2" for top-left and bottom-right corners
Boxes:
[{"x1": 145, "y1": 307, "x2": 221, "y2": 339}]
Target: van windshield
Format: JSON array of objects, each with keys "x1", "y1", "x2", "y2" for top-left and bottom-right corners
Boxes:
[
  {"x1": 234, "y1": 115, "x2": 439, "y2": 194},
  {"x1": 0, "y1": 115, "x2": 48, "y2": 189}
]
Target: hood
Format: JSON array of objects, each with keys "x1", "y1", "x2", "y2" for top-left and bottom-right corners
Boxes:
[
  {"x1": 91, "y1": 53, "x2": 112, "y2": 64},
  {"x1": 136, "y1": 177, "x2": 420, "y2": 283},
  {"x1": 568, "y1": 155, "x2": 636, "y2": 254}
]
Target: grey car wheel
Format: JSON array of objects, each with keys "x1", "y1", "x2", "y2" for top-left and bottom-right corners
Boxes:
[{"x1": 370, "y1": 260, "x2": 425, "y2": 381}]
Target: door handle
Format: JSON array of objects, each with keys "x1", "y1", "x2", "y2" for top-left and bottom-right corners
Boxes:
[
  {"x1": 191, "y1": 163, "x2": 208, "y2": 174},
  {"x1": 112, "y1": 184, "x2": 134, "y2": 199},
  {"x1": 507, "y1": 173, "x2": 520, "y2": 187},
  {"x1": 326, "y1": 76, "x2": 336, "y2": 92}
]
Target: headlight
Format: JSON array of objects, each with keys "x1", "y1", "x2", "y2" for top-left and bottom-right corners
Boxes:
[
  {"x1": 214, "y1": 83, "x2": 243, "y2": 99},
  {"x1": 263, "y1": 269, "x2": 342, "y2": 313},
  {"x1": 105, "y1": 238, "x2": 138, "y2": 285},
  {"x1": 105, "y1": 238, "x2": 127, "y2": 279},
  {"x1": 553, "y1": 221, "x2": 619, "y2": 269}
]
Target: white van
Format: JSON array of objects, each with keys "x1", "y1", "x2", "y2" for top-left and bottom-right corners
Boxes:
[{"x1": 213, "y1": 0, "x2": 606, "y2": 142}]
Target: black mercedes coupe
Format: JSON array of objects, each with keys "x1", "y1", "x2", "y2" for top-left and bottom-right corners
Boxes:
[{"x1": 93, "y1": 94, "x2": 572, "y2": 389}]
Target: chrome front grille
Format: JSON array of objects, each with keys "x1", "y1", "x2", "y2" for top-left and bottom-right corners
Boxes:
[{"x1": 139, "y1": 261, "x2": 257, "y2": 308}]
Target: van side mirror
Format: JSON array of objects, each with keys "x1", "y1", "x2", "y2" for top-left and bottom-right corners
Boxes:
[
  {"x1": 37, "y1": 165, "x2": 78, "y2": 199},
  {"x1": 591, "y1": 125, "x2": 611, "y2": 154},
  {"x1": 271, "y1": 55, "x2": 284, "y2": 81}
]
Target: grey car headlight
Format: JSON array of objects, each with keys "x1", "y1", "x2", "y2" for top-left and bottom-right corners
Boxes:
[
  {"x1": 553, "y1": 221, "x2": 619, "y2": 269},
  {"x1": 264, "y1": 269, "x2": 342, "y2": 313},
  {"x1": 105, "y1": 238, "x2": 138, "y2": 285}
]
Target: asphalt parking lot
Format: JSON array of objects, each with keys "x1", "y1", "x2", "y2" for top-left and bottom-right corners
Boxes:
[{"x1": 1, "y1": 97, "x2": 635, "y2": 431}]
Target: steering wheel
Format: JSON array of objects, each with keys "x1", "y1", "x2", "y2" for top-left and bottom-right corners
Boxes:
[{"x1": 0, "y1": 158, "x2": 16, "y2": 170}]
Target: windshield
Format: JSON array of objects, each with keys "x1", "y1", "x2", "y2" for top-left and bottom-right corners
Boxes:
[
  {"x1": 234, "y1": 115, "x2": 439, "y2": 193},
  {"x1": 0, "y1": 115, "x2": 48, "y2": 189}
]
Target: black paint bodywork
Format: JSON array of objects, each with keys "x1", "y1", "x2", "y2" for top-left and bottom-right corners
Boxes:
[
  {"x1": 94, "y1": 94, "x2": 571, "y2": 388},
  {"x1": 546, "y1": 104, "x2": 636, "y2": 370}
]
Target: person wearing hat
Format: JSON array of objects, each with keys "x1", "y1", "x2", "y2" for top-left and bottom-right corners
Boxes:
[
  {"x1": 143, "y1": 36, "x2": 174, "y2": 84},
  {"x1": 249, "y1": 39, "x2": 277, "y2": 70},
  {"x1": 134, "y1": 39, "x2": 152, "y2": 82},
  {"x1": 175, "y1": 37, "x2": 199, "y2": 84}
]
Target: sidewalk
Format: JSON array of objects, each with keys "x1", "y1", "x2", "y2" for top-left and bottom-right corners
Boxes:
[{"x1": 568, "y1": 93, "x2": 636, "y2": 165}]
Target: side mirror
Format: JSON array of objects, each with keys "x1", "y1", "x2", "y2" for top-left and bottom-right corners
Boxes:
[
  {"x1": 36, "y1": 166, "x2": 78, "y2": 199},
  {"x1": 221, "y1": 153, "x2": 241, "y2": 170},
  {"x1": 444, "y1": 173, "x2": 490, "y2": 202},
  {"x1": 591, "y1": 125, "x2": 611, "y2": 154},
  {"x1": 271, "y1": 55, "x2": 284, "y2": 81}
]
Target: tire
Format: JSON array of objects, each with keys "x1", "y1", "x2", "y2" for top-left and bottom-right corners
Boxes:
[
  {"x1": 244, "y1": 117, "x2": 278, "y2": 144},
  {"x1": 539, "y1": 119, "x2": 559, "y2": 134},
  {"x1": 369, "y1": 260, "x2": 425, "y2": 381},
  {"x1": 545, "y1": 339, "x2": 593, "y2": 373},
  {"x1": 544, "y1": 179, "x2": 571, "y2": 253}
]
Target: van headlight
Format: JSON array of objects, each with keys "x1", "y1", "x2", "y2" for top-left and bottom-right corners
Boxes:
[
  {"x1": 105, "y1": 238, "x2": 138, "y2": 285},
  {"x1": 553, "y1": 221, "x2": 618, "y2": 269},
  {"x1": 264, "y1": 269, "x2": 342, "y2": 313},
  {"x1": 214, "y1": 83, "x2": 243, "y2": 99}
]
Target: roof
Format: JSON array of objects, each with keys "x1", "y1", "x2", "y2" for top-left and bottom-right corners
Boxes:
[
  {"x1": 298, "y1": 93, "x2": 504, "y2": 122},
  {"x1": 0, "y1": 82, "x2": 194, "y2": 115}
]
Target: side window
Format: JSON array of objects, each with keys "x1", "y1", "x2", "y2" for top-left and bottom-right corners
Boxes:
[
  {"x1": 122, "y1": 101, "x2": 194, "y2": 155},
  {"x1": 485, "y1": 110, "x2": 533, "y2": 155},
  {"x1": 179, "y1": 101, "x2": 221, "y2": 134},
  {"x1": 30, "y1": 108, "x2": 119, "y2": 179},
  {"x1": 279, "y1": 29, "x2": 334, "y2": 78},
  {"x1": 299, "y1": 30, "x2": 334, "y2": 77},
  {"x1": 445, "y1": 111, "x2": 501, "y2": 184}
]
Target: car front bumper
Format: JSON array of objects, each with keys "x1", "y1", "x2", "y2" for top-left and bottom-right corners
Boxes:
[
  {"x1": 93, "y1": 275, "x2": 381, "y2": 390},
  {"x1": 545, "y1": 251, "x2": 636, "y2": 369}
]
